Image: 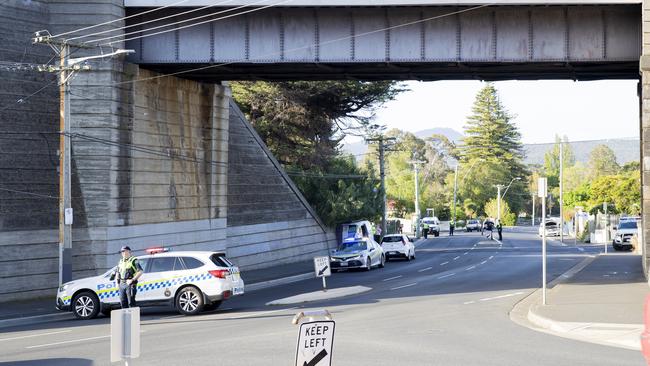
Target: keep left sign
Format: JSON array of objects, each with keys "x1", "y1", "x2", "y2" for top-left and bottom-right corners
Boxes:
[{"x1": 296, "y1": 320, "x2": 335, "y2": 366}]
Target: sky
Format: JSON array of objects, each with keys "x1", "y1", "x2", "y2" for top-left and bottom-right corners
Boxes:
[{"x1": 345, "y1": 79, "x2": 640, "y2": 145}]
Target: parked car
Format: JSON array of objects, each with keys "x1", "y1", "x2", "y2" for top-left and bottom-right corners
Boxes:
[
  {"x1": 56, "y1": 248, "x2": 244, "y2": 320},
  {"x1": 466, "y1": 219, "x2": 481, "y2": 232},
  {"x1": 613, "y1": 219, "x2": 639, "y2": 251},
  {"x1": 538, "y1": 219, "x2": 560, "y2": 237},
  {"x1": 381, "y1": 234, "x2": 415, "y2": 261},
  {"x1": 421, "y1": 217, "x2": 440, "y2": 237},
  {"x1": 330, "y1": 238, "x2": 385, "y2": 271}
]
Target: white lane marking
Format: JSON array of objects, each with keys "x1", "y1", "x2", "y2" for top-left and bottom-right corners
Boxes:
[
  {"x1": 453, "y1": 256, "x2": 460, "y2": 260},
  {"x1": 480, "y1": 260, "x2": 487, "y2": 265},
  {"x1": 478, "y1": 291, "x2": 525, "y2": 302},
  {"x1": 463, "y1": 301, "x2": 476, "y2": 305},
  {"x1": 440, "y1": 261, "x2": 449, "y2": 266},
  {"x1": 489, "y1": 255, "x2": 494, "y2": 259},
  {"x1": 391, "y1": 283, "x2": 418, "y2": 291},
  {"x1": 437, "y1": 273, "x2": 455, "y2": 279},
  {"x1": 383, "y1": 275, "x2": 403, "y2": 282},
  {"x1": 0, "y1": 330, "x2": 71, "y2": 342},
  {"x1": 26, "y1": 335, "x2": 110, "y2": 349},
  {"x1": 577, "y1": 247, "x2": 585, "y2": 252},
  {"x1": 463, "y1": 252, "x2": 469, "y2": 255},
  {"x1": 418, "y1": 267, "x2": 433, "y2": 272},
  {"x1": 465, "y1": 266, "x2": 476, "y2": 271}
]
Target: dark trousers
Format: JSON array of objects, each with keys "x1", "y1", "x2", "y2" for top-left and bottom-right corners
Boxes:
[
  {"x1": 449, "y1": 227, "x2": 454, "y2": 236},
  {"x1": 498, "y1": 229, "x2": 502, "y2": 241},
  {"x1": 423, "y1": 228, "x2": 429, "y2": 239},
  {"x1": 119, "y1": 282, "x2": 137, "y2": 308}
]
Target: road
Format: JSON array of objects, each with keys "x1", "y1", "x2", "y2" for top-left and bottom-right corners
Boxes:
[{"x1": 0, "y1": 230, "x2": 644, "y2": 365}]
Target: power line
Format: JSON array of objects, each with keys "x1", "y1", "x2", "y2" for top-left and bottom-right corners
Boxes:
[
  {"x1": 0, "y1": 186, "x2": 57, "y2": 199},
  {"x1": 96, "y1": 0, "x2": 292, "y2": 46},
  {"x1": 50, "y1": 0, "x2": 195, "y2": 39},
  {"x1": 75, "y1": 4, "x2": 494, "y2": 89},
  {"x1": 0, "y1": 79, "x2": 58, "y2": 113}
]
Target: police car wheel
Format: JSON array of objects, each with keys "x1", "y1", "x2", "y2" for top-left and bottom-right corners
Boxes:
[
  {"x1": 72, "y1": 292, "x2": 100, "y2": 320},
  {"x1": 176, "y1": 286, "x2": 204, "y2": 315}
]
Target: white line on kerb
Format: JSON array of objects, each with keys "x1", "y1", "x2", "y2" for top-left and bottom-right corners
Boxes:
[
  {"x1": 0, "y1": 330, "x2": 71, "y2": 342},
  {"x1": 465, "y1": 266, "x2": 476, "y2": 271},
  {"x1": 391, "y1": 283, "x2": 417, "y2": 291},
  {"x1": 383, "y1": 275, "x2": 402, "y2": 282},
  {"x1": 453, "y1": 256, "x2": 460, "y2": 260},
  {"x1": 418, "y1": 267, "x2": 433, "y2": 272},
  {"x1": 437, "y1": 273, "x2": 455, "y2": 279},
  {"x1": 26, "y1": 335, "x2": 110, "y2": 349},
  {"x1": 440, "y1": 261, "x2": 449, "y2": 265}
]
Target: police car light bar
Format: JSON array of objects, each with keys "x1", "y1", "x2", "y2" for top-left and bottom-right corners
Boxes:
[{"x1": 146, "y1": 247, "x2": 169, "y2": 254}]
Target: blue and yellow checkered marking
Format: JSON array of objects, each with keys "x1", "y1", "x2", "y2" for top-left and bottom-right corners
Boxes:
[{"x1": 60, "y1": 272, "x2": 214, "y2": 306}]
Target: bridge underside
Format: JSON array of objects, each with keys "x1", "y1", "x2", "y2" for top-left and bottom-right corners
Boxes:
[
  {"x1": 142, "y1": 61, "x2": 638, "y2": 81},
  {"x1": 126, "y1": 5, "x2": 640, "y2": 81}
]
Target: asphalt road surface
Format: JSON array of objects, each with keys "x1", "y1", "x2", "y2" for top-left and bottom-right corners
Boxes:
[{"x1": 0, "y1": 230, "x2": 644, "y2": 366}]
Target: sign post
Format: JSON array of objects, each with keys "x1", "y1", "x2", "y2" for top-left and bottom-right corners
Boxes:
[
  {"x1": 603, "y1": 202, "x2": 608, "y2": 254},
  {"x1": 538, "y1": 177, "x2": 548, "y2": 306},
  {"x1": 293, "y1": 310, "x2": 335, "y2": 366},
  {"x1": 111, "y1": 308, "x2": 140, "y2": 365},
  {"x1": 314, "y1": 256, "x2": 331, "y2": 291}
]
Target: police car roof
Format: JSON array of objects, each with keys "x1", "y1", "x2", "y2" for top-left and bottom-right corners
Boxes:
[{"x1": 138, "y1": 250, "x2": 227, "y2": 257}]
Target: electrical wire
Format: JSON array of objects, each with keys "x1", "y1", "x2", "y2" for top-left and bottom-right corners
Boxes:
[
  {"x1": 95, "y1": 0, "x2": 291, "y2": 46},
  {"x1": 75, "y1": 4, "x2": 494, "y2": 89},
  {"x1": 0, "y1": 187, "x2": 58, "y2": 199},
  {"x1": 50, "y1": 0, "x2": 195, "y2": 39},
  {"x1": 0, "y1": 79, "x2": 58, "y2": 113},
  {"x1": 74, "y1": 0, "x2": 240, "y2": 43}
]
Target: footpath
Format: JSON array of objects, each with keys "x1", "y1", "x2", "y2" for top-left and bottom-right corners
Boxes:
[{"x1": 512, "y1": 253, "x2": 648, "y2": 351}]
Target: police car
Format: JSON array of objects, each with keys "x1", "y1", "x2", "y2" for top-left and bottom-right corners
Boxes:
[{"x1": 56, "y1": 248, "x2": 245, "y2": 319}]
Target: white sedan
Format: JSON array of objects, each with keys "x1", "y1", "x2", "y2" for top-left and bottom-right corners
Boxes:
[
  {"x1": 56, "y1": 249, "x2": 244, "y2": 319},
  {"x1": 330, "y1": 238, "x2": 385, "y2": 271},
  {"x1": 381, "y1": 234, "x2": 416, "y2": 261}
]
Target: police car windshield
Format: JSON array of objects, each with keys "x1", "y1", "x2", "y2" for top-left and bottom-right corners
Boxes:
[
  {"x1": 619, "y1": 221, "x2": 638, "y2": 229},
  {"x1": 337, "y1": 241, "x2": 367, "y2": 252}
]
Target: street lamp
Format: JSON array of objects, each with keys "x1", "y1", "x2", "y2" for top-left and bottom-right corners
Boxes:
[{"x1": 496, "y1": 177, "x2": 521, "y2": 222}]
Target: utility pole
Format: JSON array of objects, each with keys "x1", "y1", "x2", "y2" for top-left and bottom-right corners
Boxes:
[
  {"x1": 496, "y1": 185, "x2": 503, "y2": 222},
  {"x1": 366, "y1": 136, "x2": 395, "y2": 236},
  {"x1": 32, "y1": 31, "x2": 132, "y2": 285},
  {"x1": 411, "y1": 160, "x2": 424, "y2": 238},
  {"x1": 532, "y1": 193, "x2": 535, "y2": 227},
  {"x1": 560, "y1": 142, "x2": 564, "y2": 243},
  {"x1": 452, "y1": 165, "x2": 458, "y2": 223},
  {"x1": 538, "y1": 177, "x2": 548, "y2": 306}
]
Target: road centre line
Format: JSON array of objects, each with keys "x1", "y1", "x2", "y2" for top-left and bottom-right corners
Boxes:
[
  {"x1": 26, "y1": 335, "x2": 110, "y2": 349},
  {"x1": 440, "y1": 261, "x2": 449, "y2": 265},
  {"x1": 480, "y1": 260, "x2": 487, "y2": 265},
  {"x1": 418, "y1": 267, "x2": 433, "y2": 272},
  {"x1": 437, "y1": 273, "x2": 455, "y2": 279},
  {"x1": 463, "y1": 252, "x2": 468, "y2": 255},
  {"x1": 383, "y1": 275, "x2": 402, "y2": 282},
  {"x1": 390, "y1": 283, "x2": 418, "y2": 291},
  {"x1": 489, "y1": 255, "x2": 494, "y2": 259},
  {"x1": 0, "y1": 330, "x2": 71, "y2": 342},
  {"x1": 453, "y1": 256, "x2": 460, "y2": 260},
  {"x1": 465, "y1": 266, "x2": 476, "y2": 271}
]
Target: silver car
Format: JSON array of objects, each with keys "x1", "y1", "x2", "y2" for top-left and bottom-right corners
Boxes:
[{"x1": 330, "y1": 238, "x2": 385, "y2": 271}]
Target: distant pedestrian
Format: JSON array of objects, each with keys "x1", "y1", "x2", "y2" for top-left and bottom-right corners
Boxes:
[
  {"x1": 449, "y1": 220, "x2": 455, "y2": 236},
  {"x1": 486, "y1": 220, "x2": 494, "y2": 240},
  {"x1": 496, "y1": 220, "x2": 503, "y2": 241}
]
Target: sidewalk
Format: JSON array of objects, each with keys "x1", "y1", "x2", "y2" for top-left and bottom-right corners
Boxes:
[{"x1": 513, "y1": 253, "x2": 648, "y2": 350}]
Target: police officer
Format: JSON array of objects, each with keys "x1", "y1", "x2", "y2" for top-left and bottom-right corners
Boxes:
[
  {"x1": 449, "y1": 220, "x2": 455, "y2": 236},
  {"x1": 422, "y1": 222, "x2": 429, "y2": 239},
  {"x1": 496, "y1": 220, "x2": 503, "y2": 241},
  {"x1": 115, "y1": 246, "x2": 143, "y2": 309}
]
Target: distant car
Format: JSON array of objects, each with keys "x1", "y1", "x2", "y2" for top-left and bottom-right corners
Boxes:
[
  {"x1": 421, "y1": 217, "x2": 440, "y2": 237},
  {"x1": 330, "y1": 238, "x2": 385, "y2": 271},
  {"x1": 538, "y1": 219, "x2": 560, "y2": 237},
  {"x1": 381, "y1": 234, "x2": 415, "y2": 261},
  {"x1": 466, "y1": 219, "x2": 481, "y2": 232},
  {"x1": 613, "y1": 219, "x2": 639, "y2": 251},
  {"x1": 56, "y1": 249, "x2": 244, "y2": 320}
]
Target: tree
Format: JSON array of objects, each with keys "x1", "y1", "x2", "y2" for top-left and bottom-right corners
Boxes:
[
  {"x1": 588, "y1": 144, "x2": 620, "y2": 178},
  {"x1": 484, "y1": 198, "x2": 517, "y2": 226},
  {"x1": 459, "y1": 84, "x2": 529, "y2": 214},
  {"x1": 231, "y1": 81, "x2": 403, "y2": 170},
  {"x1": 543, "y1": 135, "x2": 575, "y2": 188}
]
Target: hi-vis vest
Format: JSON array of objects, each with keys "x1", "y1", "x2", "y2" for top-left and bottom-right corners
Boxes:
[{"x1": 118, "y1": 256, "x2": 140, "y2": 280}]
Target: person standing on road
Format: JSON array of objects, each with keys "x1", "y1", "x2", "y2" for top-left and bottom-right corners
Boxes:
[
  {"x1": 486, "y1": 220, "x2": 494, "y2": 240},
  {"x1": 449, "y1": 220, "x2": 455, "y2": 236},
  {"x1": 115, "y1": 246, "x2": 143, "y2": 309},
  {"x1": 422, "y1": 222, "x2": 429, "y2": 239},
  {"x1": 496, "y1": 220, "x2": 503, "y2": 241}
]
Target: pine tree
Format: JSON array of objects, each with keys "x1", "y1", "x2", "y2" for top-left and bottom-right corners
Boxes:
[{"x1": 460, "y1": 84, "x2": 529, "y2": 214}]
